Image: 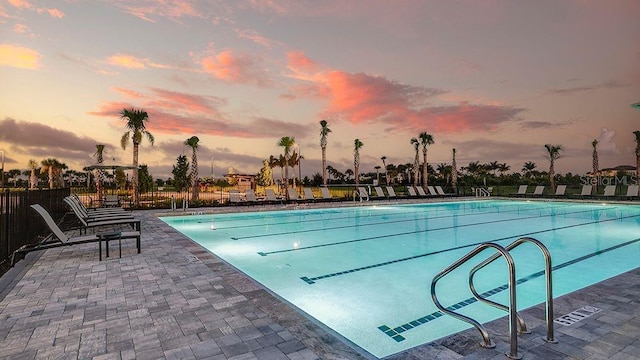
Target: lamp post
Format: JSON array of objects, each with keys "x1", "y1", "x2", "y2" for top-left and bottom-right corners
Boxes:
[{"x1": 297, "y1": 145, "x2": 302, "y2": 189}]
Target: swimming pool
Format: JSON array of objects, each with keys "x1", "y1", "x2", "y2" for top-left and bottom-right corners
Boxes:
[{"x1": 160, "y1": 200, "x2": 640, "y2": 358}]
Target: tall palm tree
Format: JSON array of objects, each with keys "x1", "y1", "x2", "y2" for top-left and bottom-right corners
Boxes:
[
  {"x1": 544, "y1": 144, "x2": 563, "y2": 193},
  {"x1": 94, "y1": 144, "x2": 106, "y2": 200},
  {"x1": 591, "y1": 139, "x2": 599, "y2": 192},
  {"x1": 381, "y1": 156, "x2": 388, "y2": 185},
  {"x1": 277, "y1": 136, "x2": 295, "y2": 188},
  {"x1": 184, "y1": 136, "x2": 200, "y2": 201},
  {"x1": 319, "y1": 120, "x2": 331, "y2": 185},
  {"x1": 451, "y1": 148, "x2": 458, "y2": 193},
  {"x1": 28, "y1": 159, "x2": 38, "y2": 189},
  {"x1": 120, "y1": 107, "x2": 154, "y2": 204},
  {"x1": 353, "y1": 139, "x2": 364, "y2": 186},
  {"x1": 40, "y1": 158, "x2": 66, "y2": 189},
  {"x1": 419, "y1": 132, "x2": 435, "y2": 190},
  {"x1": 634, "y1": 131, "x2": 640, "y2": 182},
  {"x1": 410, "y1": 137, "x2": 420, "y2": 187}
]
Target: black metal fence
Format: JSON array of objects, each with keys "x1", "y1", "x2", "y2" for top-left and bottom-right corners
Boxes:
[{"x1": 0, "y1": 188, "x2": 70, "y2": 267}]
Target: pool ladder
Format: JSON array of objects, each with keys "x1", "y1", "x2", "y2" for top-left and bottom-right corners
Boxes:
[{"x1": 431, "y1": 237, "x2": 556, "y2": 359}]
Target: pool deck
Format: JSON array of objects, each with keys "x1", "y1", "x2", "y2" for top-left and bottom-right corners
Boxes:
[{"x1": 1, "y1": 198, "x2": 639, "y2": 359}]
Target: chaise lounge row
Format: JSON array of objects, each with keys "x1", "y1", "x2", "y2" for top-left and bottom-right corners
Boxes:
[{"x1": 511, "y1": 184, "x2": 639, "y2": 199}]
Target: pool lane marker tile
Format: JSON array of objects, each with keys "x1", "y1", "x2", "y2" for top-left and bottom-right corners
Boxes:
[{"x1": 554, "y1": 306, "x2": 601, "y2": 326}]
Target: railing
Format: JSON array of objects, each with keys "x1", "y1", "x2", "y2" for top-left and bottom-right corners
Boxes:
[
  {"x1": 431, "y1": 237, "x2": 555, "y2": 359},
  {"x1": 0, "y1": 188, "x2": 70, "y2": 268}
]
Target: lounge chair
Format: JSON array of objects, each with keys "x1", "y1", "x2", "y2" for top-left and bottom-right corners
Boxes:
[
  {"x1": 435, "y1": 186, "x2": 453, "y2": 197},
  {"x1": 552, "y1": 185, "x2": 567, "y2": 197},
  {"x1": 356, "y1": 187, "x2": 369, "y2": 201},
  {"x1": 407, "y1": 186, "x2": 418, "y2": 197},
  {"x1": 579, "y1": 185, "x2": 592, "y2": 198},
  {"x1": 228, "y1": 190, "x2": 243, "y2": 204},
  {"x1": 11, "y1": 204, "x2": 141, "y2": 266},
  {"x1": 373, "y1": 186, "x2": 386, "y2": 199},
  {"x1": 303, "y1": 188, "x2": 317, "y2": 202},
  {"x1": 63, "y1": 197, "x2": 140, "y2": 233},
  {"x1": 427, "y1": 186, "x2": 438, "y2": 196},
  {"x1": 513, "y1": 185, "x2": 528, "y2": 197},
  {"x1": 64, "y1": 197, "x2": 135, "y2": 223},
  {"x1": 103, "y1": 194, "x2": 121, "y2": 207},
  {"x1": 602, "y1": 185, "x2": 616, "y2": 198},
  {"x1": 320, "y1": 187, "x2": 338, "y2": 201},
  {"x1": 287, "y1": 188, "x2": 301, "y2": 202},
  {"x1": 620, "y1": 185, "x2": 639, "y2": 200},
  {"x1": 416, "y1": 186, "x2": 429, "y2": 197},
  {"x1": 530, "y1": 186, "x2": 545, "y2": 197},
  {"x1": 386, "y1": 186, "x2": 397, "y2": 198},
  {"x1": 265, "y1": 188, "x2": 280, "y2": 203},
  {"x1": 244, "y1": 189, "x2": 260, "y2": 204},
  {"x1": 70, "y1": 194, "x2": 128, "y2": 215}
]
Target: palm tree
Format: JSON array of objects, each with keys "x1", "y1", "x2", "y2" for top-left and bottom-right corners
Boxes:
[
  {"x1": 374, "y1": 165, "x2": 381, "y2": 184},
  {"x1": 94, "y1": 144, "x2": 106, "y2": 200},
  {"x1": 40, "y1": 158, "x2": 66, "y2": 189},
  {"x1": 319, "y1": 120, "x2": 331, "y2": 185},
  {"x1": 288, "y1": 150, "x2": 303, "y2": 187},
  {"x1": 419, "y1": 132, "x2": 435, "y2": 190},
  {"x1": 184, "y1": 136, "x2": 200, "y2": 201},
  {"x1": 498, "y1": 163, "x2": 511, "y2": 177},
  {"x1": 410, "y1": 137, "x2": 420, "y2": 187},
  {"x1": 634, "y1": 131, "x2": 640, "y2": 181},
  {"x1": 451, "y1": 148, "x2": 458, "y2": 193},
  {"x1": 120, "y1": 107, "x2": 154, "y2": 204},
  {"x1": 591, "y1": 139, "x2": 599, "y2": 192},
  {"x1": 544, "y1": 144, "x2": 563, "y2": 193},
  {"x1": 353, "y1": 139, "x2": 364, "y2": 186},
  {"x1": 28, "y1": 159, "x2": 38, "y2": 189},
  {"x1": 277, "y1": 136, "x2": 295, "y2": 188},
  {"x1": 522, "y1": 161, "x2": 536, "y2": 178},
  {"x1": 381, "y1": 156, "x2": 388, "y2": 185}
]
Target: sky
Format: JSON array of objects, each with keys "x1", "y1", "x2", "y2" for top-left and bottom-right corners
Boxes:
[{"x1": 1, "y1": 0, "x2": 639, "y2": 180}]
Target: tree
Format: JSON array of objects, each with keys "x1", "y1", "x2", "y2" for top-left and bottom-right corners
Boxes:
[
  {"x1": 419, "y1": 132, "x2": 435, "y2": 190},
  {"x1": 256, "y1": 159, "x2": 274, "y2": 186},
  {"x1": 319, "y1": 120, "x2": 331, "y2": 185},
  {"x1": 544, "y1": 144, "x2": 563, "y2": 193},
  {"x1": 28, "y1": 159, "x2": 38, "y2": 189},
  {"x1": 172, "y1": 155, "x2": 190, "y2": 192},
  {"x1": 277, "y1": 136, "x2": 295, "y2": 188},
  {"x1": 40, "y1": 158, "x2": 66, "y2": 189},
  {"x1": 345, "y1": 168, "x2": 354, "y2": 182},
  {"x1": 634, "y1": 131, "x2": 640, "y2": 182},
  {"x1": 353, "y1": 139, "x2": 364, "y2": 186},
  {"x1": 522, "y1": 161, "x2": 536, "y2": 178},
  {"x1": 120, "y1": 107, "x2": 154, "y2": 204},
  {"x1": 138, "y1": 164, "x2": 154, "y2": 193},
  {"x1": 114, "y1": 168, "x2": 127, "y2": 190},
  {"x1": 410, "y1": 137, "x2": 420, "y2": 187},
  {"x1": 592, "y1": 139, "x2": 599, "y2": 192},
  {"x1": 381, "y1": 156, "x2": 388, "y2": 185},
  {"x1": 94, "y1": 144, "x2": 106, "y2": 200},
  {"x1": 451, "y1": 148, "x2": 458, "y2": 193},
  {"x1": 288, "y1": 150, "x2": 303, "y2": 187},
  {"x1": 184, "y1": 136, "x2": 200, "y2": 201},
  {"x1": 374, "y1": 165, "x2": 381, "y2": 184}
]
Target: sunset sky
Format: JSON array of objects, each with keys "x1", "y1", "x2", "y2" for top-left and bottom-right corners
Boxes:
[{"x1": 1, "y1": 0, "x2": 639, "y2": 180}]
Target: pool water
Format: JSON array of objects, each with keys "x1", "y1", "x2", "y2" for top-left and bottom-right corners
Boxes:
[{"x1": 160, "y1": 200, "x2": 640, "y2": 358}]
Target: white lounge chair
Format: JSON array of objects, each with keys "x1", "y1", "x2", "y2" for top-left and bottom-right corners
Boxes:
[
  {"x1": 244, "y1": 189, "x2": 260, "y2": 203},
  {"x1": 265, "y1": 188, "x2": 280, "y2": 203},
  {"x1": 356, "y1": 187, "x2": 369, "y2": 201},
  {"x1": 621, "y1": 185, "x2": 639, "y2": 199},
  {"x1": 552, "y1": 185, "x2": 567, "y2": 197},
  {"x1": 287, "y1": 188, "x2": 301, "y2": 201},
  {"x1": 531, "y1": 186, "x2": 545, "y2": 196},
  {"x1": 416, "y1": 186, "x2": 429, "y2": 197},
  {"x1": 12, "y1": 204, "x2": 141, "y2": 265},
  {"x1": 603, "y1": 185, "x2": 616, "y2": 197},
  {"x1": 386, "y1": 186, "x2": 397, "y2": 198},
  {"x1": 228, "y1": 190, "x2": 242, "y2": 204},
  {"x1": 513, "y1": 185, "x2": 528, "y2": 197},
  {"x1": 374, "y1": 186, "x2": 385, "y2": 199},
  {"x1": 320, "y1": 187, "x2": 338, "y2": 201},
  {"x1": 302, "y1": 188, "x2": 316, "y2": 202},
  {"x1": 579, "y1": 185, "x2": 592, "y2": 197},
  {"x1": 407, "y1": 186, "x2": 418, "y2": 197},
  {"x1": 427, "y1": 186, "x2": 438, "y2": 196}
]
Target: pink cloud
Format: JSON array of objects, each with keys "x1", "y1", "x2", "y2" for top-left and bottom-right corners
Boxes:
[
  {"x1": 235, "y1": 28, "x2": 282, "y2": 48},
  {"x1": 201, "y1": 50, "x2": 271, "y2": 86},
  {"x1": 113, "y1": 0, "x2": 200, "y2": 22},
  {"x1": 107, "y1": 54, "x2": 146, "y2": 69},
  {"x1": 8, "y1": 0, "x2": 64, "y2": 18},
  {"x1": 285, "y1": 53, "x2": 525, "y2": 134}
]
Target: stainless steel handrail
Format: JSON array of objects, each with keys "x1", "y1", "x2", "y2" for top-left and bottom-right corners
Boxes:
[
  {"x1": 431, "y1": 243, "x2": 520, "y2": 358},
  {"x1": 469, "y1": 237, "x2": 556, "y2": 344}
]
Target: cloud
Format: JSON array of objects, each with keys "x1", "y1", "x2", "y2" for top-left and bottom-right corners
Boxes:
[
  {"x1": 200, "y1": 50, "x2": 271, "y2": 86},
  {"x1": 0, "y1": 44, "x2": 40, "y2": 69},
  {"x1": 0, "y1": 118, "x2": 100, "y2": 162},
  {"x1": 520, "y1": 120, "x2": 573, "y2": 129},
  {"x1": 107, "y1": 54, "x2": 147, "y2": 69},
  {"x1": 113, "y1": 0, "x2": 200, "y2": 22},
  {"x1": 285, "y1": 53, "x2": 525, "y2": 133},
  {"x1": 89, "y1": 87, "x2": 310, "y2": 138},
  {"x1": 596, "y1": 128, "x2": 619, "y2": 154},
  {"x1": 8, "y1": 0, "x2": 64, "y2": 18},
  {"x1": 235, "y1": 28, "x2": 282, "y2": 48},
  {"x1": 547, "y1": 80, "x2": 625, "y2": 95}
]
